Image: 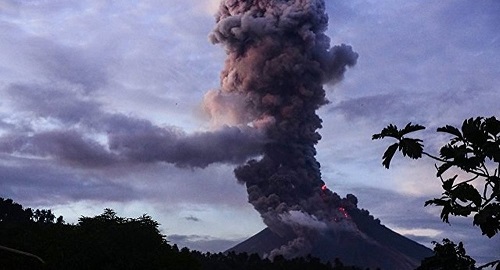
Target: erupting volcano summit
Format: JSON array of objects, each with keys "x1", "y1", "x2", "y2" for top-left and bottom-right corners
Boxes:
[{"x1": 204, "y1": 1, "x2": 431, "y2": 268}]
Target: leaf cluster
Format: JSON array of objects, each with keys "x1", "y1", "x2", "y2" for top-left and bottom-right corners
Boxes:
[
  {"x1": 416, "y1": 239, "x2": 477, "y2": 270},
  {"x1": 372, "y1": 123, "x2": 425, "y2": 168},
  {"x1": 373, "y1": 117, "x2": 500, "y2": 238}
]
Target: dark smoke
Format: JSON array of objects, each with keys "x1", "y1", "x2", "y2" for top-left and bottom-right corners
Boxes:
[
  {"x1": 108, "y1": 125, "x2": 266, "y2": 168},
  {"x1": 0, "y1": 124, "x2": 265, "y2": 169},
  {"x1": 208, "y1": 0, "x2": 358, "y2": 258},
  {"x1": 0, "y1": 83, "x2": 265, "y2": 169}
]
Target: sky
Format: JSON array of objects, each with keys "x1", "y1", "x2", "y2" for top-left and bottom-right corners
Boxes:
[{"x1": 0, "y1": 0, "x2": 499, "y2": 264}]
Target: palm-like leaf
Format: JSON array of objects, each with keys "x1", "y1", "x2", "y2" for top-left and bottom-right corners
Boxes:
[
  {"x1": 382, "y1": 143, "x2": 398, "y2": 169},
  {"x1": 399, "y1": 123, "x2": 425, "y2": 137},
  {"x1": 372, "y1": 124, "x2": 399, "y2": 140}
]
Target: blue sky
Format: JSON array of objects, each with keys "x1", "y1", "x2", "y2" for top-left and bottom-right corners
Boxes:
[{"x1": 0, "y1": 0, "x2": 498, "y2": 264}]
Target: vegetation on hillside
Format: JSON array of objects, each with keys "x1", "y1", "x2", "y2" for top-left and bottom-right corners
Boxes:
[{"x1": 0, "y1": 197, "x2": 366, "y2": 270}]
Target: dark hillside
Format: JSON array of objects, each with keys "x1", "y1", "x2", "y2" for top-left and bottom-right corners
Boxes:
[{"x1": 228, "y1": 207, "x2": 432, "y2": 270}]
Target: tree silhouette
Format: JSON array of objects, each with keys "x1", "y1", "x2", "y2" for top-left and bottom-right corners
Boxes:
[
  {"x1": 32, "y1": 209, "x2": 56, "y2": 224},
  {"x1": 373, "y1": 116, "x2": 499, "y2": 269},
  {"x1": 0, "y1": 198, "x2": 33, "y2": 223},
  {"x1": 0, "y1": 198, "x2": 371, "y2": 269},
  {"x1": 373, "y1": 116, "x2": 499, "y2": 237},
  {"x1": 416, "y1": 239, "x2": 475, "y2": 270}
]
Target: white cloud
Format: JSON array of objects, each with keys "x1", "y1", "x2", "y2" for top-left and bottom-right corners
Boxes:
[
  {"x1": 279, "y1": 210, "x2": 328, "y2": 230},
  {"x1": 393, "y1": 228, "x2": 442, "y2": 238}
]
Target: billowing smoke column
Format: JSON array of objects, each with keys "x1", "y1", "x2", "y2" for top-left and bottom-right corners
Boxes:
[{"x1": 206, "y1": 0, "x2": 358, "y2": 258}]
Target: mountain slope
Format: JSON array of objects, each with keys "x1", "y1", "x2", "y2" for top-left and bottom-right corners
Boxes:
[{"x1": 227, "y1": 208, "x2": 433, "y2": 270}]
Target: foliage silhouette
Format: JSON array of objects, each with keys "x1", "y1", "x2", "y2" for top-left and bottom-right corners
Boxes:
[
  {"x1": 373, "y1": 116, "x2": 500, "y2": 269},
  {"x1": 416, "y1": 239, "x2": 476, "y2": 270},
  {"x1": 0, "y1": 197, "x2": 33, "y2": 223},
  {"x1": 373, "y1": 116, "x2": 499, "y2": 237},
  {"x1": 0, "y1": 197, "x2": 368, "y2": 270},
  {"x1": 372, "y1": 123, "x2": 425, "y2": 169}
]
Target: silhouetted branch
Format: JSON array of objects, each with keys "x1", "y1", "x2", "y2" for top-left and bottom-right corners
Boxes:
[{"x1": 0, "y1": 245, "x2": 45, "y2": 264}]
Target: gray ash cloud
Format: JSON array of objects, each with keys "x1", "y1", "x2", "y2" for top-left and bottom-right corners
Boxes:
[
  {"x1": 0, "y1": 83, "x2": 265, "y2": 169},
  {"x1": 208, "y1": 0, "x2": 358, "y2": 258}
]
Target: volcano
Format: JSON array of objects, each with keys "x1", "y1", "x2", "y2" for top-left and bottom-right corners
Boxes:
[
  {"x1": 227, "y1": 203, "x2": 433, "y2": 270},
  {"x1": 210, "y1": 2, "x2": 432, "y2": 269}
]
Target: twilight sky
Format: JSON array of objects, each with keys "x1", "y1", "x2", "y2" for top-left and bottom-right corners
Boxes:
[{"x1": 0, "y1": 0, "x2": 499, "y2": 264}]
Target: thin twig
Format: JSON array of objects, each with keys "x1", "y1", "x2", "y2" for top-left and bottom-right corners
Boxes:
[
  {"x1": 423, "y1": 152, "x2": 446, "y2": 163},
  {"x1": 0, "y1": 245, "x2": 45, "y2": 264}
]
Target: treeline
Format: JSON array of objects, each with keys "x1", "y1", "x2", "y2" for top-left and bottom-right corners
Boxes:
[{"x1": 0, "y1": 198, "x2": 364, "y2": 270}]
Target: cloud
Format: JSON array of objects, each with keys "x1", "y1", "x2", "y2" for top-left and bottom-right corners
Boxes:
[
  {"x1": 279, "y1": 211, "x2": 328, "y2": 231},
  {"x1": 6, "y1": 83, "x2": 101, "y2": 125},
  {"x1": 0, "y1": 157, "x2": 137, "y2": 205},
  {"x1": 329, "y1": 93, "x2": 409, "y2": 121},
  {"x1": 0, "y1": 130, "x2": 117, "y2": 167},
  {"x1": 0, "y1": 0, "x2": 265, "y2": 170},
  {"x1": 0, "y1": 80, "x2": 265, "y2": 169},
  {"x1": 323, "y1": 1, "x2": 499, "y2": 121},
  {"x1": 0, "y1": 25, "x2": 108, "y2": 93},
  {"x1": 0, "y1": 121, "x2": 264, "y2": 169},
  {"x1": 109, "y1": 125, "x2": 265, "y2": 168},
  {"x1": 185, "y1": 215, "x2": 201, "y2": 222},
  {"x1": 167, "y1": 234, "x2": 244, "y2": 253},
  {"x1": 328, "y1": 87, "x2": 499, "y2": 127}
]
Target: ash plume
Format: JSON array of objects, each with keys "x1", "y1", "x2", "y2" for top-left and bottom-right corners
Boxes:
[
  {"x1": 207, "y1": 0, "x2": 358, "y2": 258},
  {"x1": 0, "y1": 84, "x2": 266, "y2": 169}
]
